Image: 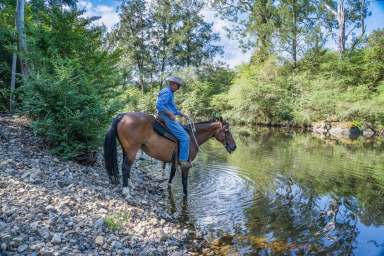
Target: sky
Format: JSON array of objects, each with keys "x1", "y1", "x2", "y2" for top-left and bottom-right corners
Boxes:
[{"x1": 79, "y1": 0, "x2": 384, "y2": 67}]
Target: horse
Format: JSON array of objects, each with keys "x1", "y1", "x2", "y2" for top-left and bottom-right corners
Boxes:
[{"x1": 103, "y1": 112, "x2": 237, "y2": 196}]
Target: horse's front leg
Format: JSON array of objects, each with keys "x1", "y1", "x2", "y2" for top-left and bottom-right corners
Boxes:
[
  {"x1": 168, "y1": 160, "x2": 177, "y2": 185},
  {"x1": 181, "y1": 167, "x2": 189, "y2": 196}
]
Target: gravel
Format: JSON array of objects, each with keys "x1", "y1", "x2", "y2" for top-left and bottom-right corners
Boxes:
[{"x1": 0, "y1": 114, "x2": 208, "y2": 255}]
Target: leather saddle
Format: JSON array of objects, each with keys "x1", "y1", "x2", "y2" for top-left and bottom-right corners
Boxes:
[{"x1": 153, "y1": 115, "x2": 189, "y2": 143}]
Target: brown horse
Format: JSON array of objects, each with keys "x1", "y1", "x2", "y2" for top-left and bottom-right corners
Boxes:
[{"x1": 103, "y1": 112, "x2": 237, "y2": 196}]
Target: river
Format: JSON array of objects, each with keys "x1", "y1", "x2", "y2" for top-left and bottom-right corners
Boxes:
[{"x1": 167, "y1": 128, "x2": 384, "y2": 255}]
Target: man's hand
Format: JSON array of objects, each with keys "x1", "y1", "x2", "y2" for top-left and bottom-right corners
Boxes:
[
  {"x1": 180, "y1": 113, "x2": 189, "y2": 119},
  {"x1": 167, "y1": 112, "x2": 176, "y2": 121}
]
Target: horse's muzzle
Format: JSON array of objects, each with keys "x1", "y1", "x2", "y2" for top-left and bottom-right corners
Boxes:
[{"x1": 226, "y1": 144, "x2": 237, "y2": 153}]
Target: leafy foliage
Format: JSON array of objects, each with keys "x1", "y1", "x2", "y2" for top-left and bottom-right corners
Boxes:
[
  {"x1": 0, "y1": 0, "x2": 17, "y2": 111},
  {"x1": 16, "y1": 4, "x2": 123, "y2": 161},
  {"x1": 224, "y1": 57, "x2": 293, "y2": 125}
]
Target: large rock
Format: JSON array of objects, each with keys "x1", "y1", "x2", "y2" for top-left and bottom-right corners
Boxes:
[{"x1": 312, "y1": 121, "x2": 361, "y2": 139}]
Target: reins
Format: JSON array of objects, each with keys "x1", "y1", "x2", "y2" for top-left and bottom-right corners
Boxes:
[{"x1": 187, "y1": 117, "x2": 204, "y2": 153}]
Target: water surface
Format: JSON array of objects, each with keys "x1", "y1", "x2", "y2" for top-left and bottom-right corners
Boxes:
[{"x1": 168, "y1": 129, "x2": 384, "y2": 255}]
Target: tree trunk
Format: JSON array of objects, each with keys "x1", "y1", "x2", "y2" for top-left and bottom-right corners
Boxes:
[
  {"x1": 10, "y1": 53, "x2": 17, "y2": 113},
  {"x1": 292, "y1": 0, "x2": 298, "y2": 66},
  {"x1": 16, "y1": 0, "x2": 28, "y2": 78},
  {"x1": 337, "y1": 0, "x2": 345, "y2": 54},
  {"x1": 360, "y1": 0, "x2": 365, "y2": 36},
  {"x1": 324, "y1": 1, "x2": 345, "y2": 54}
]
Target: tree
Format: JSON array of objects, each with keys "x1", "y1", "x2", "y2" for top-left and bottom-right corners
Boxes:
[
  {"x1": 321, "y1": 0, "x2": 369, "y2": 54},
  {"x1": 150, "y1": 0, "x2": 174, "y2": 86},
  {"x1": 110, "y1": 0, "x2": 152, "y2": 92},
  {"x1": 110, "y1": 0, "x2": 222, "y2": 90},
  {"x1": 211, "y1": 0, "x2": 256, "y2": 50},
  {"x1": 275, "y1": 0, "x2": 319, "y2": 66},
  {"x1": 248, "y1": 0, "x2": 276, "y2": 62},
  {"x1": 171, "y1": 0, "x2": 222, "y2": 68}
]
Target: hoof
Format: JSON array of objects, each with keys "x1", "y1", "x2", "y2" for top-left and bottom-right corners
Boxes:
[{"x1": 122, "y1": 187, "x2": 131, "y2": 198}]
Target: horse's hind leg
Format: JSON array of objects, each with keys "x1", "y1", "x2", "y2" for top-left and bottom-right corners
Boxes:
[
  {"x1": 122, "y1": 153, "x2": 132, "y2": 188},
  {"x1": 122, "y1": 149, "x2": 137, "y2": 197}
]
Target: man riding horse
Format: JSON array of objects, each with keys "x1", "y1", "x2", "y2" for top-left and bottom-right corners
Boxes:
[
  {"x1": 103, "y1": 76, "x2": 237, "y2": 196},
  {"x1": 156, "y1": 76, "x2": 192, "y2": 170}
]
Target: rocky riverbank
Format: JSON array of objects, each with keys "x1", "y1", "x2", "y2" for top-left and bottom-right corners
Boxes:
[
  {"x1": 0, "y1": 115, "x2": 208, "y2": 255},
  {"x1": 237, "y1": 120, "x2": 383, "y2": 142}
]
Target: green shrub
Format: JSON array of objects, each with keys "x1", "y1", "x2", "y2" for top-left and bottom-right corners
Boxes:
[
  {"x1": 363, "y1": 29, "x2": 384, "y2": 87},
  {"x1": 225, "y1": 57, "x2": 293, "y2": 125},
  {"x1": 20, "y1": 58, "x2": 122, "y2": 161}
]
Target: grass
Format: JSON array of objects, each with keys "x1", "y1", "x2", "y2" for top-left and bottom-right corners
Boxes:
[{"x1": 104, "y1": 213, "x2": 130, "y2": 231}]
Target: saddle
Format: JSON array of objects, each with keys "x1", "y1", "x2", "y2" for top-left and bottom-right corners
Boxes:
[{"x1": 153, "y1": 115, "x2": 189, "y2": 143}]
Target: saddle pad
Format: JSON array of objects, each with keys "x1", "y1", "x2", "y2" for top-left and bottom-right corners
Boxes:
[{"x1": 153, "y1": 121, "x2": 178, "y2": 143}]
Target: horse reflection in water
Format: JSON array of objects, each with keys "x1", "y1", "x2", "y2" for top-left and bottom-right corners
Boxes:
[{"x1": 167, "y1": 186, "x2": 191, "y2": 225}]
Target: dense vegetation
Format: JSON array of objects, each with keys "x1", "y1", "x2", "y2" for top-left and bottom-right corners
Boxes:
[
  {"x1": 219, "y1": 32, "x2": 384, "y2": 128},
  {"x1": 0, "y1": 0, "x2": 383, "y2": 160},
  {"x1": 0, "y1": 0, "x2": 123, "y2": 161}
]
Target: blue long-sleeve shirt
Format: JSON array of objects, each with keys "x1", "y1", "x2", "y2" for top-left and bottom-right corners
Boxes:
[{"x1": 156, "y1": 87, "x2": 182, "y2": 115}]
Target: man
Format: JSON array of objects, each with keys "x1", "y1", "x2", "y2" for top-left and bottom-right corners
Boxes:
[{"x1": 156, "y1": 76, "x2": 192, "y2": 169}]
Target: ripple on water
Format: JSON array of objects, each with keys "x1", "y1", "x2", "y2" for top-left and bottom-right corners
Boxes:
[{"x1": 170, "y1": 163, "x2": 256, "y2": 231}]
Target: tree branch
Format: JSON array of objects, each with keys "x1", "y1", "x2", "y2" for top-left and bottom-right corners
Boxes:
[{"x1": 323, "y1": 3, "x2": 337, "y2": 16}]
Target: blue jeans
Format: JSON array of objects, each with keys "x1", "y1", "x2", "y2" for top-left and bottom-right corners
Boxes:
[{"x1": 159, "y1": 112, "x2": 190, "y2": 161}]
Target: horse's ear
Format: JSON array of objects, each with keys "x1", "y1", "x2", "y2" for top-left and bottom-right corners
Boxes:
[{"x1": 210, "y1": 115, "x2": 218, "y2": 122}]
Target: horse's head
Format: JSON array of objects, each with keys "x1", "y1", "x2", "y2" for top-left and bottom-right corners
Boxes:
[{"x1": 212, "y1": 119, "x2": 237, "y2": 153}]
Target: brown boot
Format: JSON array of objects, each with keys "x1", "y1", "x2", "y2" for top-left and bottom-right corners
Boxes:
[{"x1": 179, "y1": 161, "x2": 192, "y2": 169}]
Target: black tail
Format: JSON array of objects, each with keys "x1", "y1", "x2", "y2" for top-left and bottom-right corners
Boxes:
[{"x1": 103, "y1": 113, "x2": 125, "y2": 185}]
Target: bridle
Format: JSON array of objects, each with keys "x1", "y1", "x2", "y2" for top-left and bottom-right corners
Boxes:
[
  {"x1": 187, "y1": 118, "x2": 230, "y2": 152},
  {"x1": 219, "y1": 124, "x2": 232, "y2": 151}
]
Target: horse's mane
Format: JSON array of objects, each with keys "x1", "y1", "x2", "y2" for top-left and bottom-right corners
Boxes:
[
  {"x1": 193, "y1": 118, "x2": 226, "y2": 126},
  {"x1": 193, "y1": 120, "x2": 215, "y2": 125}
]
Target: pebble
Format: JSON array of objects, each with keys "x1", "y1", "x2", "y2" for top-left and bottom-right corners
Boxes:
[
  {"x1": 30, "y1": 221, "x2": 39, "y2": 231},
  {"x1": 111, "y1": 240, "x2": 123, "y2": 249},
  {"x1": 51, "y1": 233, "x2": 62, "y2": 244},
  {"x1": 1, "y1": 243, "x2": 7, "y2": 251},
  {"x1": 0, "y1": 221, "x2": 7, "y2": 231},
  {"x1": 94, "y1": 217, "x2": 104, "y2": 229},
  {"x1": 17, "y1": 244, "x2": 28, "y2": 253},
  {"x1": 95, "y1": 236, "x2": 104, "y2": 246}
]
